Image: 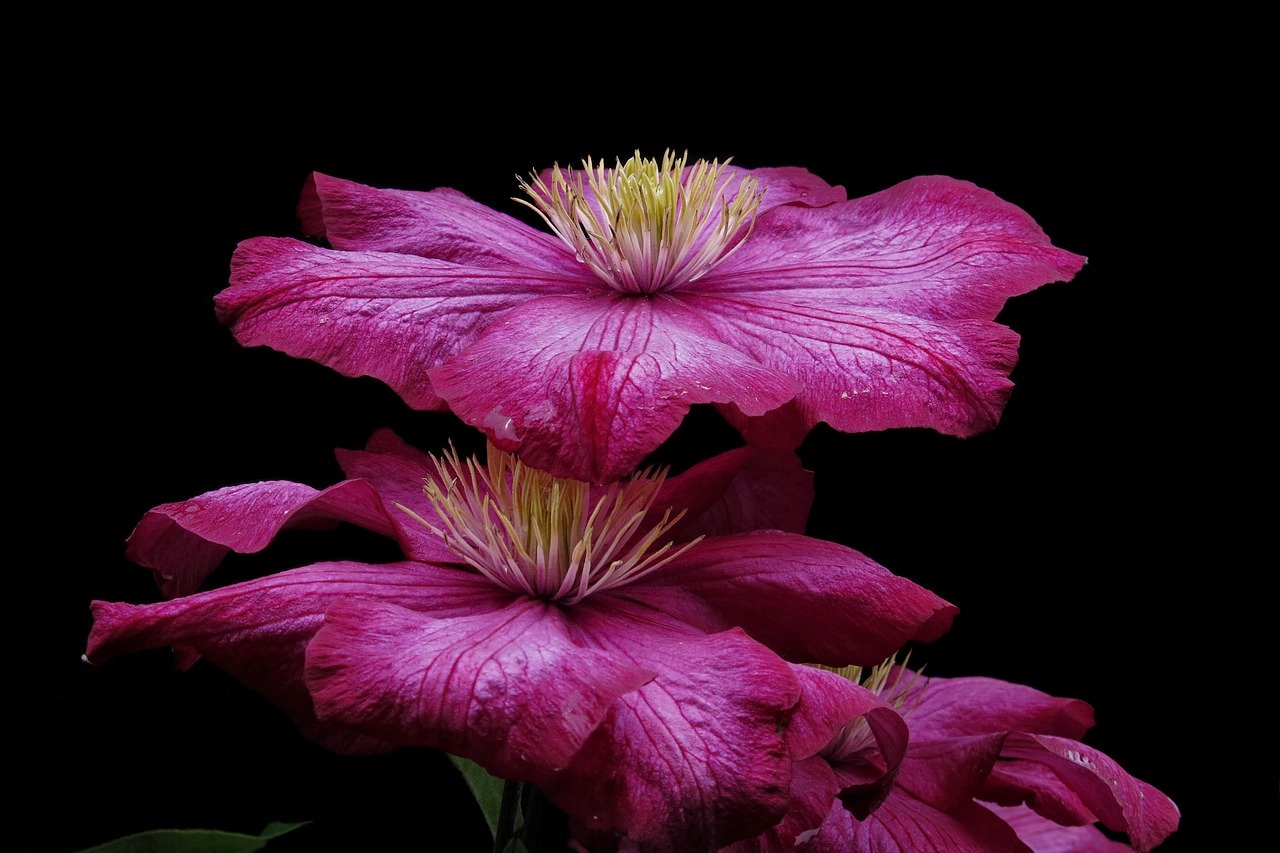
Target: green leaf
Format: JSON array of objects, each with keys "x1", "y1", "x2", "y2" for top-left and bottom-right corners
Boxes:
[
  {"x1": 80, "y1": 822, "x2": 308, "y2": 852},
  {"x1": 448, "y1": 754, "x2": 507, "y2": 837}
]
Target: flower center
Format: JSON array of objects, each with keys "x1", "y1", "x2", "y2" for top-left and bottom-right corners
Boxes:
[
  {"x1": 814, "y1": 652, "x2": 921, "y2": 756},
  {"x1": 518, "y1": 149, "x2": 763, "y2": 294},
  {"x1": 398, "y1": 443, "x2": 701, "y2": 604}
]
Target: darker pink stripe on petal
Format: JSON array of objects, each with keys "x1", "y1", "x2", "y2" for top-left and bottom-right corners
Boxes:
[{"x1": 429, "y1": 294, "x2": 798, "y2": 483}]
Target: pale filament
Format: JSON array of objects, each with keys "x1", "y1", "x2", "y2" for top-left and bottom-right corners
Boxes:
[
  {"x1": 518, "y1": 150, "x2": 763, "y2": 294},
  {"x1": 397, "y1": 443, "x2": 701, "y2": 604}
]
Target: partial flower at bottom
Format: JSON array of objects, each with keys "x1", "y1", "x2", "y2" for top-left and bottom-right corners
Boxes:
[
  {"x1": 87, "y1": 433, "x2": 955, "y2": 850},
  {"x1": 735, "y1": 662, "x2": 1179, "y2": 851}
]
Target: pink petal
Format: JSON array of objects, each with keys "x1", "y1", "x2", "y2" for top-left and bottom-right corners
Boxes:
[
  {"x1": 997, "y1": 734, "x2": 1178, "y2": 852},
  {"x1": 548, "y1": 609, "x2": 799, "y2": 850},
  {"x1": 126, "y1": 478, "x2": 395, "y2": 598},
  {"x1": 788, "y1": 667, "x2": 908, "y2": 821},
  {"x1": 986, "y1": 804, "x2": 1132, "y2": 853},
  {"x1": 710, "y1": 176, "x2": 1084, "y2": 318},
  {"x1": 732, "y1": 165, "x2": 848, "y2": 213},
  {"x1": 698, "y1": 175, "x2": 1086, "y2": 447},
  {"x1": 217, "y1": 237, "x2": 581, "y2": 410},
  {"x1": 305, "y1": 598, "x2": 652, "y2": 783},
  {"x1": 630, "y1": 531, "x2": 956, "y2": 665},
  {"x1": 333, "y1": 429, "x2": 458, "y2": 563},
  {"x1": 87, "y1": 560, "x2": 504, "y2": 754},
  {"x1": 721, "y1": 756, "x2": 841, "y2": 853},
  {"x1": 699, "y1": 292, "x2": 1029, "y2": 449},
  {"x1": 429, "y1": 294, "x2": 800, "y2": 483},
  {"x1": 809, "y1": 793, "x2": 1030, "y2": 853},
  {"x1": 651, "y1": 447, "x2": 813, "y2": 541},
  {"x1": 984, "y1": 760, "x2": 1098, "y2": 827},
  {"x1": 894, "y1": 735, "x2": 1007, "y2": 812},
  {"x1": 891, "y1": 674, "x2": 1095, "y2": 741},
  {"x1": 299, "y1": 172, "x2": 584, "y2": 275},
  {"x1": 787, "y1": 667, "x2": 888, "y2": 760}
]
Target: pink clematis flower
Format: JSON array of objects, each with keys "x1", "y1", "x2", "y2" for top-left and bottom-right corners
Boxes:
[
  {"x1": 87, "y1": 432, "x2": 955, "y2": 849},
  {"x1": 762, "y1": 664, "x2": 1179, "y2": 852},
  {"x1": 218, "y1": 152, "x2": 1085, "y2": 482}
]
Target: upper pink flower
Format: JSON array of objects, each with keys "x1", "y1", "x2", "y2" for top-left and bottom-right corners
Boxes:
[
  {"x1": 217, "y1": 153, "x2": 1085, "y2": 482},
  {"x1": 87, "y1": 432, "x2": 955, "y2": 850},
  {"x1": 771, "y1": 667, "x2": 1179, "y2": 852}
]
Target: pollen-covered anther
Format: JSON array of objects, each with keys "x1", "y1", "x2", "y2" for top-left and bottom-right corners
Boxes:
[
  {"x1": 397, "y1": 443, "x2": 701, "y2": 604},
  {"x1": 518, "y1": 149, "x2": 763, "y2": 294}
]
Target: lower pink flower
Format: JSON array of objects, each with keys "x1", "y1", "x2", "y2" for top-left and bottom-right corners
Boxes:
[
  {"x1": 86, "y1": 432, "x2": 955, "y2": 850},
  {"x1": 767, "y1": 666, "x2": 1179, "y2": 851}
]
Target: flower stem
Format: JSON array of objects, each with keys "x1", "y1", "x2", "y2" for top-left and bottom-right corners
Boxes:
[{"x1": 493, "y1": 779, "x2": 522, "y2": 853}]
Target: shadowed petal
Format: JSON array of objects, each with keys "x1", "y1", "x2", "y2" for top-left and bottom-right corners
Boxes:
[
  {"x1": 894, "y1": 735, "x2": 1007, "y2": 812},
  {"x1": 126, "y1": 479, "x2": 394, "y2": 598},
  {"x1": 891, "y1": 674, "x2": 1095, "y2": 742},
  {"x1": 629, "y1": 531, "x2": 955, "y2": 665},
  {"x1": 647, "y1": 447, "x2": 813, "y2": 541},
  {"x1": 305, "y1": 598, "x2": 653, "y2": 783},
  {"x1": 549, "y1": 602, "x2": 800, "y2": 851},
  {"x1": 333, "y1": 429, "x2": 458, "y2": 563},
  {"x1": 809, "y1": 793, "x2": 1030, "y2": 853},
  {"x1": 986, "y1": 804, "x2": 1131, "y2": 852},
  {"x1": 299, "y1": 172, "x2": 585, "y2": 274},
  {"x1": 217, "y1": 237, "x2": 579, "y2": 410},
  {"x1": 87, "y1": 560, "x2": 503, "y2": 754},
  {"x1": 430, "y1": 294, "x2": 799, "y2": 483},
  {"x1": 996, "y1": 734, "x2": 1178, "y2": 852},
  {"x1": 721, "y1": 757, "x2": 841, "y2": 853}
]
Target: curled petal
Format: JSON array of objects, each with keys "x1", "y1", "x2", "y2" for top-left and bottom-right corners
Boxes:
[
  {"x1": 127, "y1": 479, "x2": 394, "y2": 598},
  {"x1": 87, "y1": 560, "x2": 503, "y2": 753},
  {"x1": 305, "y1": 598, "x2": 653, "y2": 782},
  {"x1": 630, "y1": 531, "x2": 956, "y2": 665},
  {"x1": 996, "y1": 734, "x2": 1178, "y2": 852}
]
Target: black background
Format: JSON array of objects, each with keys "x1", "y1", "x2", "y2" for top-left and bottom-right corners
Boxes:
[{"x1": 14, "y1": 71, "x2": 1255, "y2": 851}]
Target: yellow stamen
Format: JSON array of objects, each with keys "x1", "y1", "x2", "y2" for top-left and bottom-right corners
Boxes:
[
  {"x1": 397, "y1": 443, "x2": 702, "y2": 604},
  {"x1": 517, "y1": 149, "x2": 763, "y2": 294}
]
